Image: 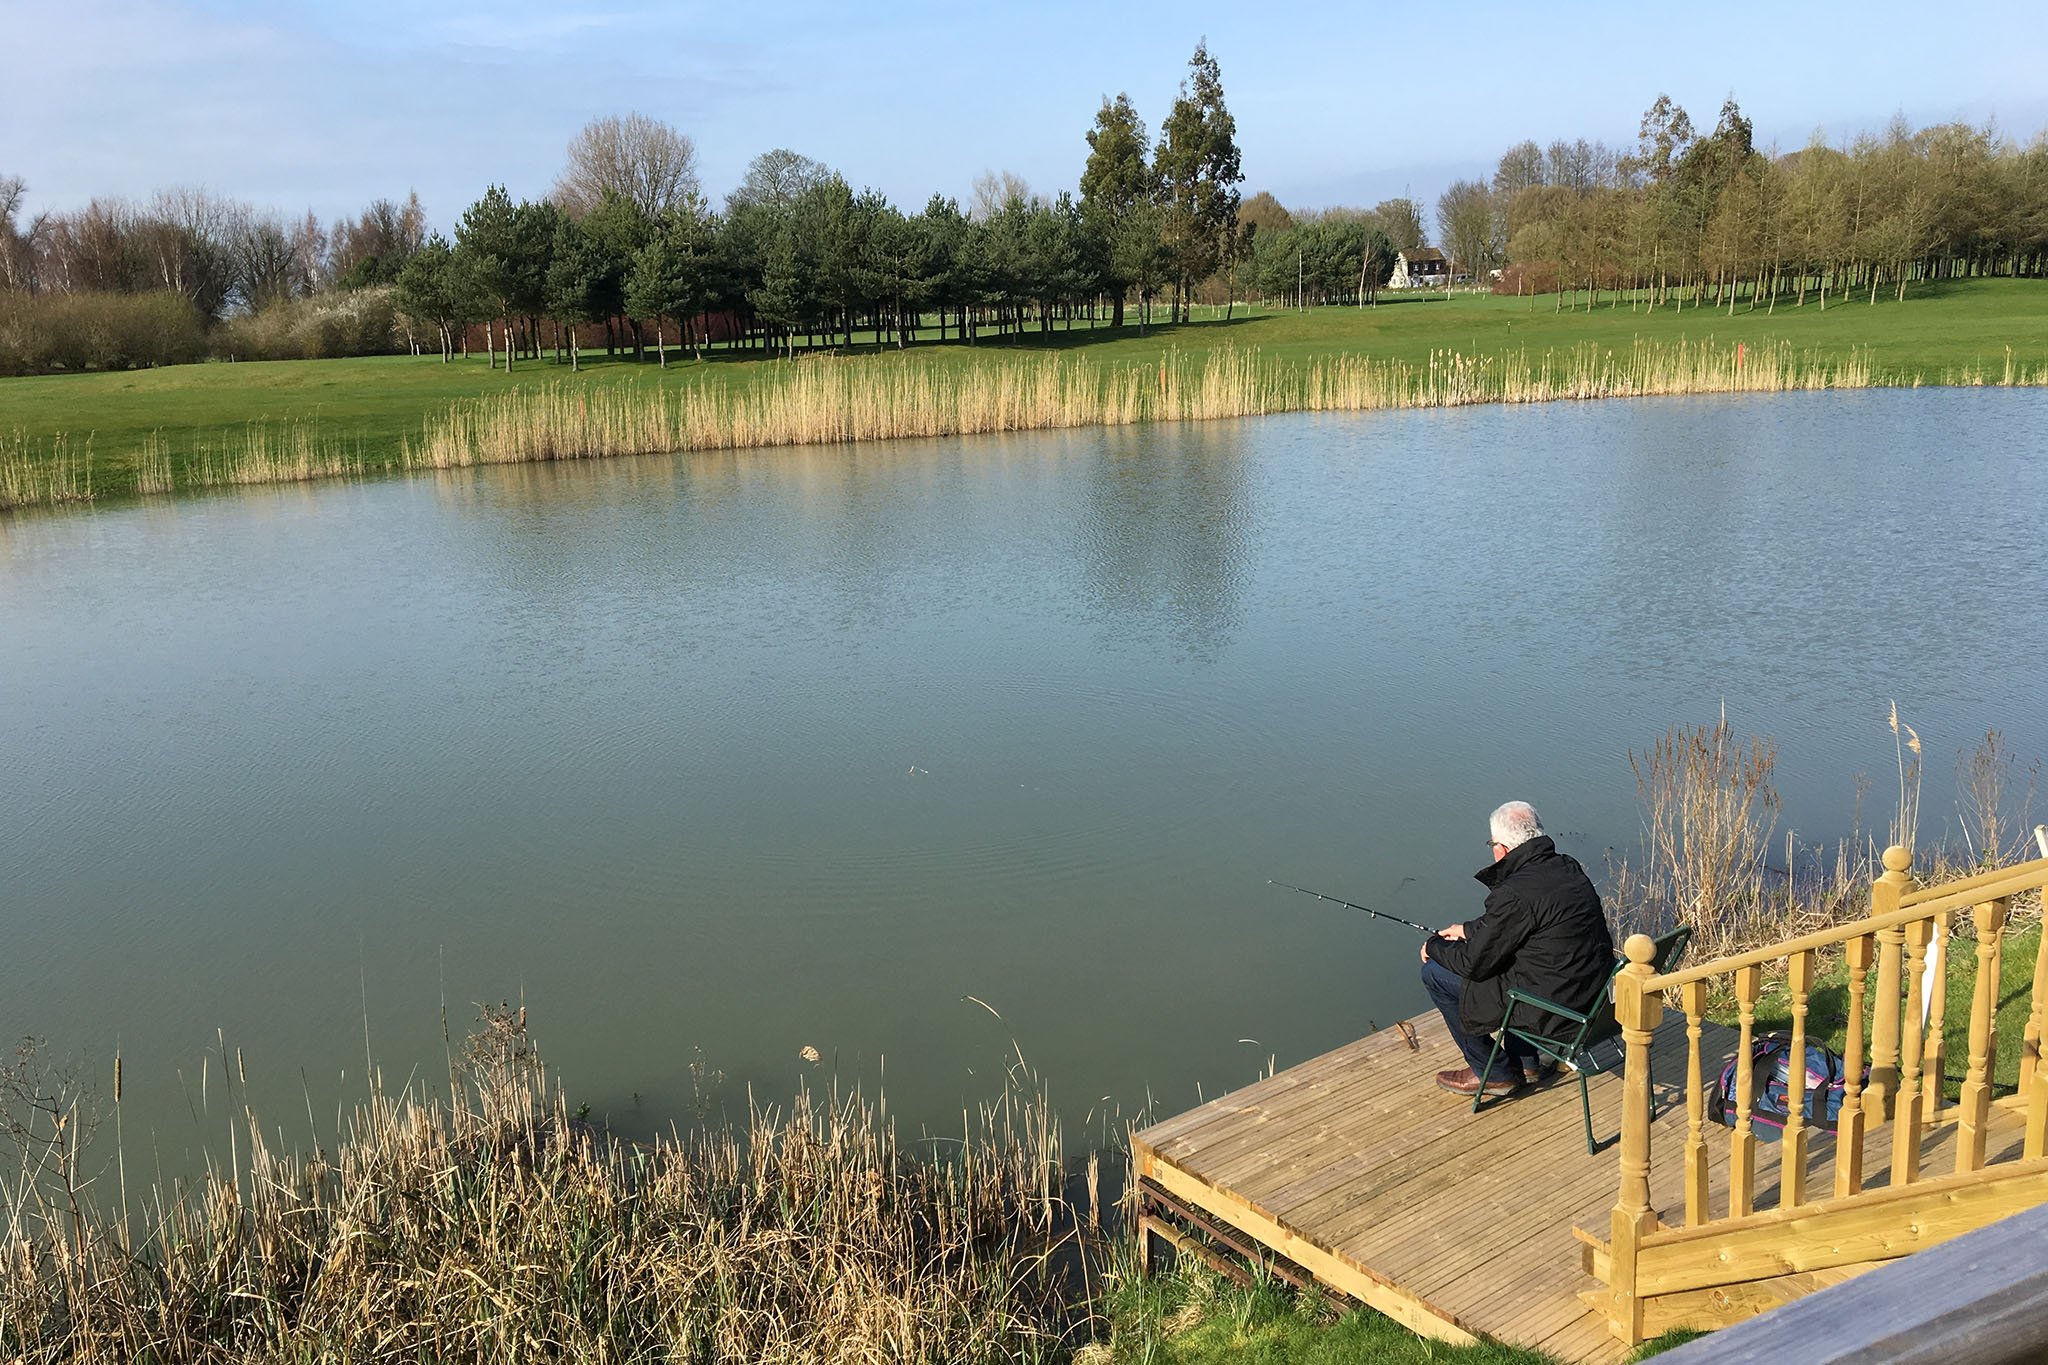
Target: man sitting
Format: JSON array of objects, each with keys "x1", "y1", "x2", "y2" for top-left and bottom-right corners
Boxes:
[{"x1": 1419, "y1": 800, "x2": 1614, "y2": 1098}]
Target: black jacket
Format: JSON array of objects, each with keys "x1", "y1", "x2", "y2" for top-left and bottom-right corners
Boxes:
[{"x1": 1424, "y1": 835, "x2": 1615, "y2": 1042}]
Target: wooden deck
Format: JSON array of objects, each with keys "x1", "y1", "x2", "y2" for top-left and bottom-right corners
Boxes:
[{"x1": 1132, "y1": 1010, "x2": 2028, "y2": 1363}]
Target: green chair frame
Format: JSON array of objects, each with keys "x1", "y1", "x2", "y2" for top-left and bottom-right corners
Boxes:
[{"x1": 1473, "y1": 926, "x2": 1692, "y2": 1154}]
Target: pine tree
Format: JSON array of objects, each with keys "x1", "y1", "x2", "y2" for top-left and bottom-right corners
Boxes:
[
  {"x1": 1079, "y1": 94, "x2": 1151, "y2": 328},
  {"x1": 1153, "y1": 41, "x2": 1243, "y2": 323}
]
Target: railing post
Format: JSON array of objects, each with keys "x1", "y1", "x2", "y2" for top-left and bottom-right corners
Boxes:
[
  {"x1": 1835, "y1": 932, "x2": 1874, "y2": 1198},
  {"x1": 1730, "y1": 963, "x2": 1761, "y2": 1218},
  {"x1": 1609, "y1": 933, "x2": 1663, "y2": 1347},
  {"x1": 1890, "y1": 916, "x2": 1933, "y2": 1188},
  {"x1": 2024, "y1": 907, "x2": 2048, "y2": 1161},
  {"x1": 1956, "y1": 898, "x2": 2009, "y2": 1173},
  {"x1": 1921, "y1": 909, "x2": 1952, "y2": 1126},
  {"x1": 1682, "y1": 979, "x2": 1708, "y2": 1227},
  {"x1": 1864, "y1": 845, "x2": 1915, "y2": 1118},
  {"x1": 1781, "y1": 949, "x2": 1814, "y2": 1207}
]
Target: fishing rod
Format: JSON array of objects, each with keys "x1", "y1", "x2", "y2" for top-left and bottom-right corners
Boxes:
[{"x1": 1267, "y1": 880, "x2": 1437, "y2": 935}]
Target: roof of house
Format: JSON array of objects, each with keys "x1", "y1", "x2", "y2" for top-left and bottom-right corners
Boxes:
[{"x1": 1398, "y1": 247, "x2": 1448, "y2": 264}]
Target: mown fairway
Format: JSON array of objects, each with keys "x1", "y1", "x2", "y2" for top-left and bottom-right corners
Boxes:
[{"x1": 3, "y1": 278, "x2": 2044, "y2": 503}]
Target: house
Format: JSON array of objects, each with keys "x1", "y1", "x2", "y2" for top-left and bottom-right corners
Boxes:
[{"x1": 1388, "y1": 247, "x2": 1449, "y2": 289}]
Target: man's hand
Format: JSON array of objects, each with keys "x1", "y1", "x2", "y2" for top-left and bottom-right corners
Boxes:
[
  {"x1": 1419, "y1": 938, "x2": 1431, "y2": 964},
  {"x1": 1438, "y1": 923, "x2": 1467, "y2": 941}
]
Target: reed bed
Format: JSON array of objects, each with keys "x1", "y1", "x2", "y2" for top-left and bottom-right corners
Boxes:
[
  {"x1": 3, "y1": 423, "x2": 365, "y2": 512},
  {"x1": 4, "y1": 338, "x2": 2043, "y2": 513},
  {"x1": 1610, "y1": 714, "x2": 2042, "y2": 979},
  {"x1": 0, "y1": 1009, "x2": 1085, "y2": 1364},
  {"x1": 0, "y1": 432, "x2": 94, "y2": 511},
  {"x1": 404, "y1": 339, "x2": 1920, "y2": 473}
]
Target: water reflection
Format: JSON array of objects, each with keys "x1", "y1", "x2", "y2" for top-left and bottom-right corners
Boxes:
[
  {"x1": 0, "y1": 389, "x2": 2043, "y2": 1165},
  {"x1": 1077, "y1": 421, "x2": 1254, "y2": 662}
]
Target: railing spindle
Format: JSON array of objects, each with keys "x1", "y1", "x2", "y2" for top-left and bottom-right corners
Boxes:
[
  {"x1": 1865, "y1": 846, "x2": 1915, "y2": 1117},
  {"x1": 1956, "y1": 898, "x2": 2009, "y2": 1173},
  {"x1": 1730, "y1": 963, "x2": 1761, "y2": 1217},
  {"x1": 2024, "y1": 917, "x2": 2048, "y2": 1161},
  {"x1": 1682, "y1": 979, "x2": 1708, "y2": 1226},
  {"x1": 1835, "y1": 932, "x2": 1874, "y2": 1198},
  {"x1": 1781, "y1": 949, "x2": 1814, "y2": 1207},
  {"x1": 1609, "y1": 933, "x2": 1663, "y2": 1347},
  {"x1": 1921, "y1": 909, "x2": 1952, "y2": 1125},
  {"x1": 1890, "y1": 917, "x2": 1933, "y2": 1187}
]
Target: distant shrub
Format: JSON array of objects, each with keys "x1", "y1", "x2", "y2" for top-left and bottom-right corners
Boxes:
[
  {"x1": 211, "y1": 287, "x2": 401, "y2": 361},
  {"x1": 1491, "y1": 263, "x2": 1558, "y2": 296},
  {"x1": 0, "y1": 290, "x2": 207, "y2": 375}
]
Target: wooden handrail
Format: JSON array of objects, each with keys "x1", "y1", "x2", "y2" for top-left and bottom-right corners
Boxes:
[
  {"x1": 1893, "y1": 860, "x2": 2048, "y2": 919},
  {"x1": 1900, "y1": 850, "x2": 2048, "y2": 906},
  {"x1": 1601, "y1": 846, "x2": 2048, "y2": 1348},
  {"x1": 1644, "y1": 847, "x2": 2048, "y2": 991}
]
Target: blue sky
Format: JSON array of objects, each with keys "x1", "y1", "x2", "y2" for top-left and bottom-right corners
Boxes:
[{"x1": 8, "y1": 0, "x2": 2046, "y2": 231}]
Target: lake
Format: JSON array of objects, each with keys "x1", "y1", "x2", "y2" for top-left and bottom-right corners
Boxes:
[{"x1": 3, "y1": 388, "x2": 2043, "y2": 1162}]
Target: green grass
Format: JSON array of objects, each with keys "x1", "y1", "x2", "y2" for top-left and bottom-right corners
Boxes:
[
  {"x1": 1093, "y1": 1263, "x2": 1700, "y2": 1363},
  {"x1": 3, "y1": 278, "x2": 2045, "y2": 506}
]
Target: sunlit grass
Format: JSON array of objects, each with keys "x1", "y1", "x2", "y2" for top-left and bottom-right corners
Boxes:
[{"x1": 2, "y1": 279, "x2": 2044, "y2": 510}]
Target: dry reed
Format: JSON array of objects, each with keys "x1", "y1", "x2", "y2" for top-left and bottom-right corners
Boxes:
[
  {"x1": 6, "y1": 338, "x2": 2044, "y2": 513},
  {"x1": 0, "y1": 431, "x2": 94, "y2": 511},
  {"x1": 1612, "y1": 714, "x2": 2043, "y2": 967},
  {"x1": 0, "y1": 1007, "x2": 1085, "y2": 1364},
  {"x1": 402, "y1": 339, "x2": 1910, "y2": 473},
  {"x1": 1625, "y1": 708, "x2": 1783, "y2": 960}
]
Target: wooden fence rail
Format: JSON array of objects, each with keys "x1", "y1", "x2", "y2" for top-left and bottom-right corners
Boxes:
[{"x1": 1593, "y1": 845, "x2": 2048, "y2": 1345}]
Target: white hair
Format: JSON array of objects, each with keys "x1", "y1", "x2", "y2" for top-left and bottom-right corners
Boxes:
[{"x1": 1489, "y1": 800, "x2": 1545, "y2": 850}]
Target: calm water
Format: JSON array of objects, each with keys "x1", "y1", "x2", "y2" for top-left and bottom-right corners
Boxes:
[{"x1": 3, "y1": 389, "x2": 2044, "y2": 1160}]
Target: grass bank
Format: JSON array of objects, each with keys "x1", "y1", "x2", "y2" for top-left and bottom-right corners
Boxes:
[
  {"x1": 3, "y1": 279, "x2": 2045, "y2": 511},
  {"x1": 1091, "y1": 1263, "x2": 1698, "y2": 1364}
]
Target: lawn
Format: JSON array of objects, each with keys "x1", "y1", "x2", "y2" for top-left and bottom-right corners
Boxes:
[
  {"x1": 1093, "y1": 1259, "x2": 1698, "y2": 1364},
  {"x1": 2, "y1": 278, "x2": 2044, "y2": 505}
]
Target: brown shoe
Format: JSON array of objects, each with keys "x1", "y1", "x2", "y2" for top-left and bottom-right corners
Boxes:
[{"x1": 1435, "y1": 1066, "x2": 1520, "y2": 1099}]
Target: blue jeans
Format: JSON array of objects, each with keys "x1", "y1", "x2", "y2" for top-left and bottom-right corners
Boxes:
[{"x1": 1420, "y1": 957, "x2": 1534, "y2": 1082}]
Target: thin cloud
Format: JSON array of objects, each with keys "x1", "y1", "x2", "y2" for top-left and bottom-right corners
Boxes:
[{"x1": 430, "y1": 9, "x2": 639, "y2": 52}]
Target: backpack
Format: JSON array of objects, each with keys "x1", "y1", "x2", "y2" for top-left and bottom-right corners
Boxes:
[{"x1": 1707, "y1": 1032, "x2": 1852, "y2": 1138}]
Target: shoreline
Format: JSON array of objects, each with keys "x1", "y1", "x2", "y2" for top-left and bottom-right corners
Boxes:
[{"x1": 5, "y1": 337, "x2": 2042, "y2": 516}]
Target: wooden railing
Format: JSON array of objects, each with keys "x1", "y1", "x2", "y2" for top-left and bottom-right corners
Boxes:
[{"x1": 1596, "y1": 845, "x2": 2048, "y2": 1345}]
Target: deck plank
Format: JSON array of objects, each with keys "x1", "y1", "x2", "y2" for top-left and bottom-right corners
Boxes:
[{"x1": 1133, "y1": 1011, "x2": 2031, "y2": 1363}]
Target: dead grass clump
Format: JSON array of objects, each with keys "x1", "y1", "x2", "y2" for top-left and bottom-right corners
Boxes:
[
  {"x1": 1625, "y1": 707, "x2": 1784, "y2": 958},
  {"x1": 0, "y1": 1009, "x2": 1082, "y2": 1363}
]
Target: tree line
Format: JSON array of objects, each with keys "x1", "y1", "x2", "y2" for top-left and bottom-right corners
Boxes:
[
  {"x1": 4, "y1": 71, "x2": 2047, "y2": 377},
  {"x1": 1433, "y1": 96, "x2": 2048, "y2": 309},
  {"x1": 0, "y1": 47, "x2": 1248, "y2": 374}
]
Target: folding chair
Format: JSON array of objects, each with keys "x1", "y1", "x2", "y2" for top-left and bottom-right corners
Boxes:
[{"x1": 1473, "y1": 926, "x2": 1692, "y2": 1154}]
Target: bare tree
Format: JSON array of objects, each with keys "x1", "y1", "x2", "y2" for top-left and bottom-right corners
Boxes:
[
  {"x1": 1372, "y1": 197, "x2": 1426, "y2": 249},
  {"x1": 138, "y1": 187, "x2": 236, "y2": 318},
  {"x1": 329, "y1": 191, "x2": 428, "y2": 285},
  {"x1": 726, "y1": 148, "x2": 833, "y2": 212},
  {"x1": 1493, "y1": 140, "x2": 1547, "y2": 197},
  {"x1": 969, "y1": 169, "x2": 1035, "y2": 222},
  {"x1": 554, "y1": 113, "x2": 701, "y2": 219},
  {"x1": 1436, "y1": 179, "x2": 1501, "y2": 281},
  {"x1": 0, "y1": 174, "x2": 47, "y2": 291},
  {"x1": 225, "y1": 208, "x2": 308, "y2": 310}
]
